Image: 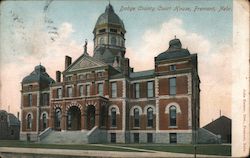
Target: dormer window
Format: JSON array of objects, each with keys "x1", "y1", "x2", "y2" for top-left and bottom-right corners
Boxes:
[
  {"x1": 28, "y1": 85, "x2": 33, "y2": 90},
  {"x1": 110, "y1": 28, "x2": 117, "y2": 33},
  {"x1": 170, "y1": 65, "x2": 176, "y2": 71},
  {"x1": 99, "y1": 29, "x2": 106, "y2": 33}
]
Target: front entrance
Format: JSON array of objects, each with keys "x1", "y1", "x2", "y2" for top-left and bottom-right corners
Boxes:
[
  {"x1": 87, "y1": 105, "x2": 95, "y2": 130},
  {"x1": 67, "y1": 106, "x2": 81, "y2": 130}
]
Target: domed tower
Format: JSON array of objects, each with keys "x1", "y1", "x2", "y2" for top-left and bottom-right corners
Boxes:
[{"x1": 93, "y1": 4, "x2": 127, "y2": 71}]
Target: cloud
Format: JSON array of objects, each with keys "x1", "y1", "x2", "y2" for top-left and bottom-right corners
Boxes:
[
  {"x1": 126, "y1": 18, "x2": 211, "y2": 71},
  {"x1": 126, "y1": 18, "x2": 231, "y2": 126},
  {"x1": 0, "y1": 21, "x2": 93, "y2": 115}
]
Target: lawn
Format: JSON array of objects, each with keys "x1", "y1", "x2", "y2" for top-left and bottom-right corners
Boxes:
[
  {"x1": 117, "y1": 144, "x2": 231, "y2": 156},
  {"x1": 0, "y1": 141, "x2": 231, "y2": 156},
  {"x1": 0, "y1": 140, "x2": 135, "y2": 152}
]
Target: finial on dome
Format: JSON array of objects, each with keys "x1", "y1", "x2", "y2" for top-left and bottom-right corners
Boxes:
[
  {"x1": 83, "y1": 39, "x2": 89, "y2": 55},
  {"x1": 174, "y1": 35, "x2": 176, "y2": 39},
  {"x1": 105, "y1": 1, "x2": 114, "y2": 13}
]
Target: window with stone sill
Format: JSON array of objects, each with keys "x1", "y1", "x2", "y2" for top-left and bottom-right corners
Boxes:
[
  {"x1": 169, "y1": 105, "x2": 177, "y2": 126},
  {"x1": 134, "y1": 108, "x2": 140, "y2": 127},
  {"x1": 86, "y1": 73, "x2": 91, "y2": 79},
  {"x1": 57, "y1": 88, "x2": 62, "y2": 99},
  {"x1": 111, "y1": 107, "x2": 116, "y2": 127},
  {"x1": 66, "y1": 76, "x2": 72, "y2": 81},
  {"x1": 28, "y1": 94, "x2": 32, "y2": 107},
  {"x1": 170, "y1": 65, "x2": 176, "y2": 71},
  {"x1": 67, "y1": 87, "x2": 73, "y2": 97},
  {"x1": 98, "y1": 83, "x2": 103, "y2": 96},
  {"x1": 79, "y1": 85, "x2": 84, "y2": 96},
  {"x1": 27, "y1": 114, "x2": 32, "y2": 129},
  {"x1": 169, "y1": 77, "x2": 176, "y2": 95},
  {"x1": 147, "y1": 107, "x2": 153, "y2": 128},
  {"x1": 28, "y1": 85, "x2": 33, "y2": 90},
  {"x1": 78, "y1": 74, "x2": 84, "y2": 80},
  {"x1": 97, "y1": 72, "x2": 103, "y2": 77},
  {"x1": 86, "y1": 85, "x2": 90, "y2": 96},
  {"x1": 111, "y1": 82, "x2": 117, "y2": 98}
]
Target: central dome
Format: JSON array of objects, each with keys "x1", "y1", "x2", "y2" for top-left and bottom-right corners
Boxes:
[{"x1": 94, "y1": 4, "x2": 125, "y2": 30}]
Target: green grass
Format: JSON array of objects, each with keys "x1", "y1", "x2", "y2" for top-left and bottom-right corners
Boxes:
[
  {"x1": 0, "y1": 141, "x2": 231, "y2": 156},
  {"x1": 117, "y1": 144, "x2": 231, "y2": 156},
  {"x1": 0, "y1": 140, "x2": 134, "y2": 152}
]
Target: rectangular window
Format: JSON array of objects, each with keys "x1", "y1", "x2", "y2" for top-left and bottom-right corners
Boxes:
[
  {"x1": 170, "y1": 65, "x2": 176, "y2": 71},
  {"x1": 98, "y1": 83, "x2": 103, "y2": 96},
  {"x1": 99, "y1": 29, "x2": 106, "y2": 33},
  {"x1": 170, "y1": 133, "x2": 177, "y2": 144},
  {"x1": 28, "y1": 94, "x2": 32, "y2": 106},
  {"x1": 97, "y1": 72, "x2": 103, "y2": 77},
  {"x1": 67, "y1": 87, "x2": 73, "y2": 97},
  {"x1": 111, "y1": 82, "x2": 117, "y2": 98},
  {"x1": 147, "y1": 81, "x2": 154, "y2": 97},
  {"x1": 57, "y1": 88, "x2": 62, "y2": 98},
  {"x1": 134, "y1": 133, "x2": 139, "y2": 143},
  {"x1": 86, "y1": 73, "x2": 91, "y2": 79},
  {"x1": 78, "y1": 74, "x2": 84, "y2": 80},
  {"x1": 86, "y1": 85, "x2": 90, "y2": 96},
  {"x1": 147, "y1": 133, "x2": 153, "y2": 143},
  {"x1": 110, "y1": 133, "x2": 116, "y2": 143},
  {"x1": 66, "y1": 76, "x2": 72, "y2": 81},
  {"x1": 110, "y1": 28, "x2": 117, "y2": 33},
  {"x1": 135, "y1": 83, "x2": 140, "y2": 98},
  {"x1": 79, "y1": 85, "x2": 84, "y2": 96},
  {"x1": 42, "y1": 93, "x2": 49, "y2": 106},
  {"x1": 169, "y1": 77, "x2": 176, "y2": 95}
]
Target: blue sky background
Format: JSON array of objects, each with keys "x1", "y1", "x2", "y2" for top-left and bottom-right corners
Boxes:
[{"x1": 0, "y1": 0, "x2": 232, "y2": 126}]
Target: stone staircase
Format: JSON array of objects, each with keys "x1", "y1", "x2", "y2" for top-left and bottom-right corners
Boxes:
[
  {"x1": 198, "y1": 128, "x2": 221, "y2": 144},
  {"x1": 40, "y1": 130, "x2": 89, "y2": 144}
]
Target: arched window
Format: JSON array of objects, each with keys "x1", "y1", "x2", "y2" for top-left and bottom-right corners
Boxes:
[
  {"x1": 111, "y1": 107, "x2": 116, "y2": 127},
  {"x1": 100, "y1": 37, "x2": 104, "y2": 44},
  {"x1": 147, "y1": 107, "x2": 153, "y2": 127},
  {"x1": 55, "y1": 108, "x2": 61, "y2": 129},
  {"x1": 27, "y1": 114, "x2": 32, "y2": 129},
  {"x1": 111, "y1": 37, "x2": 116, "y2": 45},
  {"x1": 42, "y1": 113, "x2": 47, "y2": 130},
  {"x1": 134, "y1": 108, "x2": 140, "y2": 127},
  {"x1": 169, "y1": 106, "x2": 177, "y2": 126}
]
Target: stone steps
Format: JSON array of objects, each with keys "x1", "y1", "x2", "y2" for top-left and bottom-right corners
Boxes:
[{"x1": 40, "y1": 130, "x2": 89, "y2": 144}]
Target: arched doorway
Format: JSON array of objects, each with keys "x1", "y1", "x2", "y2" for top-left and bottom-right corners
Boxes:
[
  {"x1": 67, "y1": 106, "x2": 81, "y2": 130},
  {"x1": 54, "y1": 108, "x2": 61, "y2": 131},
  {"x1": 86, "y1": 105, "x2": 95, "y2": 130}
]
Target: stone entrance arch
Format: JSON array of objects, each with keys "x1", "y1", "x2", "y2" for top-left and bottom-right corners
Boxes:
[
  {"x1": 67, "y1": 106, "x2": 81, "y2": 130},
  {"x1": 86, "y1": 105, "x2": 95, "y2": 130}
]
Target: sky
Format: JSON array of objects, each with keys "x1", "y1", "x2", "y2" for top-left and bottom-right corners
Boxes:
[{"x1": 0, "y1": 0, "x2": 233, "y2": 126}]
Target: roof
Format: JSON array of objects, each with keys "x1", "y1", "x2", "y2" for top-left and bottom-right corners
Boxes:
[
  {"x1": 0, "y1": 110, "x2": 20, "y2": 126},
  {"x1": 22, "y1": 64, "x2": 55, "y2": 84},
  {"x1": 95, "y1": 4, "x2": 125, "y2": 30},
  {"x1": 8, "y1": 113, "x2": 20, "y2": 126},
  {"x1": 63, "y1": 53, "x2": 108, "y2": 74},
  {"x1": 130, "y1": 70, "x2": 155, "y2": 79},
  {"x1": 156, "y1": 38, "x2": 191, "y2": 61}
]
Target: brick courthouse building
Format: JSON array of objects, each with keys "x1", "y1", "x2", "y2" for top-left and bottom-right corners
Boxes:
[{"x1": 20, "y1": 4, "x2": 200, "y2": 144}]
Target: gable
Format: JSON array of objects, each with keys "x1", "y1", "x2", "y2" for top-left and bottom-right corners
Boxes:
[{"x1": 64, "y1": 54, "x2": 107, "y2": 73}]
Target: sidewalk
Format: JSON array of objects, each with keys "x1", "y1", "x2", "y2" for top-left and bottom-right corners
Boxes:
[{"x1": 0, "y1": 147, "x2": 230, "y2": 158}]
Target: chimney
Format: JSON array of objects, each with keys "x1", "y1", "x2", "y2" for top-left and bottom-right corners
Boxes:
[
  {"x1": 65, "y1": 56, "x2": 72, "y2": 69},
  {"x1": 56, "y1": 71, "x2": 61, "y2": 82}
]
